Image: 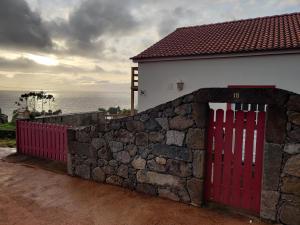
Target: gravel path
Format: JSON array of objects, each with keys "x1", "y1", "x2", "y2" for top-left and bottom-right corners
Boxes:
[{"x1": 0, "y1": 150, "x2": 267, "y2": 225}]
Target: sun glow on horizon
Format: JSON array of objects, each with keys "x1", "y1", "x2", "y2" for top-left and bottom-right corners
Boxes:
[{"x1": 25, "y1": 54, "x2": 59, "y2": 66}]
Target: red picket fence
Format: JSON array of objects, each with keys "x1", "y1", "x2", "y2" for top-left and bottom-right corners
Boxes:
[
  {"x1": 204, "y1": 109, "x2": 266, "y2": 214},
  {"x1": 16, "y1": 120, "x2": 68, "y2": 163}
]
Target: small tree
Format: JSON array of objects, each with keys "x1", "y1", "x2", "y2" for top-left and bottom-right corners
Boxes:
[{"x1": 14, "y1": 91, "x2": 61, "y2": 119}]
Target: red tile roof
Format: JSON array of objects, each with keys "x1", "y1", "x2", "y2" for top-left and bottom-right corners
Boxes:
[{"x1": 131, "y1": 12, "x2": 300, "y2": 61}]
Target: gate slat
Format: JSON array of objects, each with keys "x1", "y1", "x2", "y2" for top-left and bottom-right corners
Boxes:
[
  {"x1": 231, "y1": 111, "x2": 244, "y2": 207},
  {"x1": 16, "y1": 121, "x2": 67, "y2": 163},
  {"x1": 242, "y1": 111, "x2": 256, "y2": 210},
  {"x1": 205, "y1": 109, "x2": 215, "y2": 201},
  {"x1": 213, "y1": 109, "x2": 224, "y2": 202},
  {"x1": 252, "y1": 112, "x2": 266, "y2": 213},
  {"x1": 221, "y1": 110, "x2": 234, "y2": 204}
]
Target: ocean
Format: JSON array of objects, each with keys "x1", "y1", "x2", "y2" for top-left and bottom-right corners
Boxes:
[{"x1": 0, "y1": 90, "x2": 131, "y2": 121}]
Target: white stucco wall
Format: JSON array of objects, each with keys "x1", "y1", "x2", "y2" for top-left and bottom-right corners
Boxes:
[{"x1": 137, "y1": 53, "x2": 300, "y2": 112}]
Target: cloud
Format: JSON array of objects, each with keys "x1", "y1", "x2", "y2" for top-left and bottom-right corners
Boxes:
[
  {"x1": 158, "y1": 7, "x2": 197, "y2": 37},
  {"x1": 0, "y1": 0, "x2": 52, "y2": 50},
  {"x1": 0, "y1": 56, "x2": 125, "y2": 76},
  {"x1": 48, "y1": 0, "x2": 139, "y2": 57}
]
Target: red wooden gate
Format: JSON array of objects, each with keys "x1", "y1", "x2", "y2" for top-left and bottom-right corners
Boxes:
[
  {"x1": 204, "y1": 109, "x2": 266, "y2": 214},
  {"x1": 16, "y1": 120, "x2": 68, "y2": 163}
]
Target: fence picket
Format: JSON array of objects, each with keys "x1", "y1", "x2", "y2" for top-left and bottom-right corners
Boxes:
[
  {"x1": 205, "y1": 109, "x2": 214, "y2": 201},
  {"x1": 231, "y1": 111, "x2": 244, "y2": 207},
  {"x1": 242, "y1": 111, "x2": 256, "y2": 210},
  {"x1": 16, "y1": 121, "x2": 68, "y2": 163},
  {"x1": 252, "y1": 112, "x2": 266, "y2": 213},
  {"x1": 213, "y1": 109, "x2": 224, "y2": 202},
  {"x1": 221, "y1": 110, "x2": 234, "y2": 204}
]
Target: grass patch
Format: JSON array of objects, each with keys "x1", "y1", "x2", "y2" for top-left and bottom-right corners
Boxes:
[
  {"x1": 0, "y1": 138, "x2": 16, "y2": 148},
  {"x1": 0, "y1": 122, "x2": 16, "y2": 131}
]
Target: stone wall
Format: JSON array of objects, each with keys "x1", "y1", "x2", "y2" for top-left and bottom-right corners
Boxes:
[
  {"x1": 68, "y1": 94, "x2": 209, "y2": 206},
  {"x1": 261, "y1": 95, "x2": 300, "y2": 225},
  {"x1": 34, "y1": 111, "x2": 105, "y2": 127},
  {"x1": 67, "y1": 88, "x2": 300, "y2": 224}
]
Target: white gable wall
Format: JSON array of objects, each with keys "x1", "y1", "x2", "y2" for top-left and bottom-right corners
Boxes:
[{"x1": 137, "y1": 53, "x2": 300, "y2": 112}]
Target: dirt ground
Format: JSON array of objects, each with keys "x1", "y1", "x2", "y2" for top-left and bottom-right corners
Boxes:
[{"x1": 0, "y1": 149, "x2": 267, "y2": 225}]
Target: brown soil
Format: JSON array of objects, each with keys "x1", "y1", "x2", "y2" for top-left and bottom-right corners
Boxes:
[{"x1": 0, "y1": 150, "x2": 267, "y2": 225}]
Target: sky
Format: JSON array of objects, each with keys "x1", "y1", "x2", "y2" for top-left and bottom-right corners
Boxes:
[{"x1": 0, "y1": 0, "x2": 299, "y2": 93}]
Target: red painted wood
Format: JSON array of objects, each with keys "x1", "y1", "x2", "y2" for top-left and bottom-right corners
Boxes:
[
  {"x1": 221, "y1": 110, "x2": 234, "y2": 204},
  {"x1": 212, "y1": 109, "x2": 224, "y2": 202},
  {"x1": 252, "y1": 112, "x2": 266, "y2": 213},
  {"x1": 231, "y1": 111, "x2": 244, "y2": 207},
  {"x1": 16, "y1": 121, "x2": 68, "y2": 163},
  {"x1": 242, "y1": 111, "x2": 256, "y2": 210},
  {"x1": 204, "y1": 109, "x2": 214, "y2": 201}
]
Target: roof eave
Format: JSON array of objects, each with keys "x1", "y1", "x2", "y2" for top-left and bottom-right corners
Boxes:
[{"x1": 131, "y1": 49, "x2": 300, "y2": 63}]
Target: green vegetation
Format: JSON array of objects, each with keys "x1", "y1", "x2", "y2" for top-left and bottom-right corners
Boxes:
[
  {"x1": 98, "y1": 106, "x2": 131, "y2": 116},
  {"x1": 0, "y1": 138, "x2": 16, "y2": 148},
  {"x1": 14, "y1": 91, "x2": 62, "y2": 120},
  {"x1": 0, "y1": 122, "x2": 16, "y2": 131}
]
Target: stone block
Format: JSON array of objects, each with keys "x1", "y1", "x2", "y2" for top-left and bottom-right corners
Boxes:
[
  {"x1": 147, "y1": 159, "x2": 166, "y2": 172},
  {"x1": 169, "y1": 116, "x2": 194, "y2": 130},
  {"x1": 97, "y1": 159, "x2": 108, "y2": 167},
  {"x1": 178, "y1": 188, "x2": 191, "y2": 203},
  {"x1": 174, "y1": 104, "x2": 192, "y2": 116},
  {"x1": 97, "y1": 147, "x2": 112, "y2": 160},
  {"x1": 91, "y1": 138, "x2": 106, "y2": 150},
  {"x1": 280, "y1": 203, "x2": 300, "y2": 225},
  {"x1": 155, "y1": 118, "x2": 169, "y2": 130},
  {"x1": 288, "y1": 112, "x2": 300, "y2": 126},
  {"x1": 114, "y1": 129, "x2": 134, "y2": 144},
  {"x1": 288, "y1": 128, "x2": 300, "y2": 142},
  {"x1": 148, "y1": 132, "x2": 164, "y2": 143},
  {"x1": 76, "y1": 128, "x2": 91, "y2": 143},
  {"x1": 158, "y1": 188, "x2": 179, "y2": 201},
  {"x1": 166, "y1": 159, "x2": 192, "y2": 177},
  {"x1": 260, "y1": 190, "x2": 279, "y2": 221},
  {"x1": 155, "y1": 157, "x2": 166, "y2": 165},
  {"x1": 106, "y1": 175, "x2": 123, "y2": 186},
  {"x1": 67, "y1": 153, "x2": 73, "y2": 175},
  {"x1": 115, "y1": 151, "x2": 131, "y2": 164},
  {"x1": 284, "y1": 144, "x2": 300, "y2": 154},
  {"x1": 117, "y1": 165, "x2": 129, "y2": 178},
  {"x1": 135, "y1": 132, "x2": 148, "y2": 146},
  {"x1": 192, "y1": 103, "x2": 209, "y2": 128},
  {"x1": 152, "y1": 144, "x2": 192, "y2": 162},
  {"x1": 262, "y1": 143, "x2": 282, "y2": 191},
  {"x1": 125, "y1": 144, "x2": 138, "y2": 156},
  {"x1": 187, "y1": 178, "x2": 203, "y2": 206},
  {"x1": 92, "y1": 167, "x2": 105, "y2": 182},
  {"x1": 186, "y1": 128, "x2": 205, "y2": 149},
  {"x1": 145, "y1": 119, "x2": 160, "y2": 131},
  {"x1": 75, "y1": 164, "x2": 90, "y2": 179},
  {"x1": 109, "y1": 141, "x2": 123, "y2": 153},
  {"x1": 131, "y1": 156, "x2": 146, "y2": 169},
  {"x1": 136, "y1": 170, "x2": 182, "y2": 188},
  {"x1": 283, "y1": 154, "x2": 300, "y2": 177},
  {"x1": 193, "y1": 150, "x2": 205, "y2": 178},
  {"x1": 69, "y1": 141, "x2": 90, "y2": 156},
  {"x1": 266, "y1": 105, "x2": 287, "y2": 144},
  {"x1": 102, "y1": 165, "x2": 116, "y2": 175},
  {"x1": 287, "y1": 95, "x2": 300, "y2": 112},
  {"x1": 166, "y1": 130, "x2": 185, "y2": 146},
  {"x1": 108, "y1": 160, "x2": 118, "y2": 167},
  {"x1": 281, "y1": 176, "x2": 300, "y2": 195},
  {"x1": 136, "y1": 183, "x2": 157, "y2": 195},
  {"x1": 126, "y1": 120, "x2": 144, "y2": 132}
]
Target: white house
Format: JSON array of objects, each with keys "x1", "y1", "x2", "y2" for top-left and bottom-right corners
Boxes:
[{"x1": 131, "y1": 12, "x2": 300, "y2": 112}]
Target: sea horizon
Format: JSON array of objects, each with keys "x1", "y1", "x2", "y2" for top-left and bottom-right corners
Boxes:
[{"x1": 0, "y1": 90, "x2": 132, "y2": 121}]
